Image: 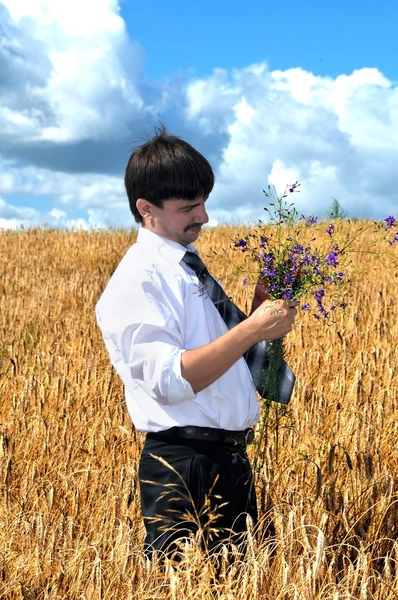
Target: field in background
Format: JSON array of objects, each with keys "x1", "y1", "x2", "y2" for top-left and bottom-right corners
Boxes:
[{"x1": 0, "y1": 225, "x2": 397, "y2": 599}]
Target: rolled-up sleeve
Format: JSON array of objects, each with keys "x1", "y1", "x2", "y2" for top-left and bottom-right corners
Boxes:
[{"x1": 96, "y1": 269, "x2": 196, "y2": 406}]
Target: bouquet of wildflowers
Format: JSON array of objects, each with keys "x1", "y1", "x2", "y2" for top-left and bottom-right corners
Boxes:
[{"x1": 233, "y1": 182, "x2": 398, "y2": 407}]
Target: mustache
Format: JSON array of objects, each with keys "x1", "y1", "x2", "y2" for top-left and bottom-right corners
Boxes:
[{"x1": 184, "y1": 224, "x2": 203, "y2": 232}]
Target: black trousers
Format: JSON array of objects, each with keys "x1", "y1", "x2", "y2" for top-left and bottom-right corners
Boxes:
[{"x1": 138, "y1": 432, "x2": 258, "y2": 557}]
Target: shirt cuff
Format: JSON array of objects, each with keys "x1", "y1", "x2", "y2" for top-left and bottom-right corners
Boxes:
[{"x1": 131, "y1": 345, "x2": 197, "y2": 406}]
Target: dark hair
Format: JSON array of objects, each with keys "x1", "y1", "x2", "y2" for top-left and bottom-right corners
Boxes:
[{"x1": 124, "y1": 125, "x2": 215, "y2": 223}]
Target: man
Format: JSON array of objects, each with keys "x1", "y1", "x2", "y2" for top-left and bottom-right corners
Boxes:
[{"x1": 95, "y1": 126, "x2": 297, "y2": 557}]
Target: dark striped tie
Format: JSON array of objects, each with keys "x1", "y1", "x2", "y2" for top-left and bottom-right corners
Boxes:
[{"x1": 182, "y1": 251, "x2": 295, "y2": 404}]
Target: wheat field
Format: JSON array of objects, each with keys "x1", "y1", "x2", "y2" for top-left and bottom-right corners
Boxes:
[{"x1": 0, "y1": 224, "x2": 397, "y2": 599}]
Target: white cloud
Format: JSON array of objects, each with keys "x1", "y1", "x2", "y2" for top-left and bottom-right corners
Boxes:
[
  {"x1": 49, "y1": 207, "x2": 67, "y2": 220},
  {"x1": 0, "y1": 197, "x2": 43, "y2": 228},
  {"x1": 185, "y1": 65, "x2": 398, "y2": 222},
  {"x1": 0, "y1": 161, "x2": 132, "y2": 229},
  {"x1": 0, "y1": 195, "x2": 131, "y2": 230},
  {"x1": 268, "y1": 161, "x2": 300, "y2": 196},
  {"x1": 0, "y1": 0, "x2": 146, "y2": 145},
  {"x1": 4, "y1": 0, "x2": 122, "y2": 37},
  {"x1": 0, "y1": 197, "x2": 38, "y2": 220}
]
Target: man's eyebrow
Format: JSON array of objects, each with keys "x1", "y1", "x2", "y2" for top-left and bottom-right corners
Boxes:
[
  {"x1": 178, "y1": 199, "x2": 207, "y2": 210},
  {"x1": 179, "y1": 203, "x2": 199, "y2": 210}
]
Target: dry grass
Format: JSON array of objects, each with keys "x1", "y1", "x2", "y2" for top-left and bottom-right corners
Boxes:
[{"x1": 0, "y1": 224, "x2": 397, "y2": 599}]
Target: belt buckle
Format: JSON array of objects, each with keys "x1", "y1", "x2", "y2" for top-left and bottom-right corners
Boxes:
[{"x1": 245, "y1": 428, "x2": 254, "y2": 445}]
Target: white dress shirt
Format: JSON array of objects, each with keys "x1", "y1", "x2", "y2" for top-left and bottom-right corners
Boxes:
[{"x1": 95, "y1": 227, "x2": 260, "y2": 432}]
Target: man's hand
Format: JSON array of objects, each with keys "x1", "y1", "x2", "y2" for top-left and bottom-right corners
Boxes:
[
  {"x1": 181, "y1": 294, "x2": 298, "y2": 393},
  {"x1": 247, "y1": 298, "x2": 298, "y2": 342},
  {"x1": 250, "y1": 281, "x2": 268, "y2": 314}
]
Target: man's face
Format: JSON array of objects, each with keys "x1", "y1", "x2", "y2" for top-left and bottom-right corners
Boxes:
[{"x1": 144, "y1": 197, "x2": 209, "y2": 247}]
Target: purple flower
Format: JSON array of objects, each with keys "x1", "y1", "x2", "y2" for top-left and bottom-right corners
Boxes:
[
  {"x1": 314, "y1": 289, "x2": 325, "y2": 302},
  {"x1": 282, "y1": 289, "x2": 294, "y2": 299},
  {"x1": 312, "y1": 257, "x2": 321, "y2": 274},
  {"x1": 196, "y1": 282, "x2": 207, "y2": 296},
  {"x1": 242, "y1": 278, "x2": 248, "y2": 285},
  {"x1": 263, "y1": 253, "x2": 274, "y2": 264},
  {"x1": 263, "y1": 268, "x2": 276, "y2": 277},
  {"x1": 305, "y1": 215, "x2": 318, "y2": 226},
  {"x1": 260, "y1": 235, "x2": 268, "y2": 247},
  {"x1": 301, "y1": 303, "x2": 311, "y2": 311},
  {"x1": 389, "y1": 233, "x2": 398, "y2": 245},
  {"x1": 284, "y1": 273, "x2": 296, "y2": 285},
  {"x1": 339, "y1": 302, "x2": 347, "y2": 309},
  {"x1": 232, "y1": 453, "x2": 247, "y2": 464},
  {"x1": 384, "y1": 216, "x2": 396, "y2": 230},
  {"x1": 288, "y1": 182, "x2": 300, "y2": 193},
  {"x1": 235, "y1": 239, "x2": 247, "y2": 250},
  {"x1": 326, "y1": 224, "x2": 335, "y2": 237},
  {"x1": 325, "y1": 251, "x2": 339, "y2": 267},
  {"x1": 292, "y1": 243, "x2": 304, "y2": 254}
]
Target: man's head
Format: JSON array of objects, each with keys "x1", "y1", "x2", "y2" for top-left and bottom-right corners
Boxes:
[{"x1": 124, "y1": 126, "x2": 214, "y2": 246}]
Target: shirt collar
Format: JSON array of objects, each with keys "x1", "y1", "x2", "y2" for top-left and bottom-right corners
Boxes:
[{"x1": 136, "y1": 226, "x2": 197, "y2": 264}]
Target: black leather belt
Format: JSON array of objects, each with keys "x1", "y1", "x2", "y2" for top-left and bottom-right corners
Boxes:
[{"x1": 150, "y1": 425, "x2": 255, "y2": 445}]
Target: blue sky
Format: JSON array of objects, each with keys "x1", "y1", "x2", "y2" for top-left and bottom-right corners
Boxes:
[
  {"x1": 1, "y1": 0, "x2": 398, "y2": 229},
  {"x1": 123, "y1": 0, "x2": 398, "y2": 81}
]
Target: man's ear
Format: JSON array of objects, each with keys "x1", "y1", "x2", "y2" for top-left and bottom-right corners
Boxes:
[{"x1": 136, "y1": 198, "x2": 153, "y2": 221}]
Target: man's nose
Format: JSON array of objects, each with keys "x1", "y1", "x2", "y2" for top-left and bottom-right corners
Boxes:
[{"x1": 195, "y1": 203, "x2": 209, "y2": 224}]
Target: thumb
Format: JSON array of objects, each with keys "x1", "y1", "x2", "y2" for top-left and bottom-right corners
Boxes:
[{"x1": 254, "y1": 281, "x2": 268, "y2": 300}]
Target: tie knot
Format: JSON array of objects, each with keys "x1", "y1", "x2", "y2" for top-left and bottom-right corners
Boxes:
[{"x1": 182, "y1": 251, "x2": 208, "y2": 278}]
